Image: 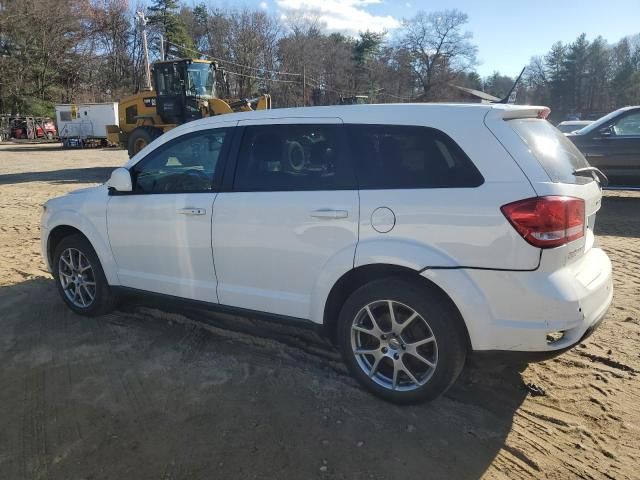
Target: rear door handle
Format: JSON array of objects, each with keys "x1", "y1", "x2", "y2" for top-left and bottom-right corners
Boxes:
[
  {"x1": 178, "y1": 207, "x2": 206, "y2": 216},
  {"x1": 310, "y1": 209, "x2": 348, "y2": 219}
]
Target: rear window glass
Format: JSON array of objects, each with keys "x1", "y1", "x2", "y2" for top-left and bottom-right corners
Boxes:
[
  {"x1": 509, "y1": 118, "x2": 591, "y2": 184},
  {"x1": 347, "y1": 124, "x2": 483, "y2": 189}
]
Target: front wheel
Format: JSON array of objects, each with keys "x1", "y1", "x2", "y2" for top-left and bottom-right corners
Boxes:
[
  {"x1": 53, "y1": 234, "x2": 117, "y2": 316},
  {"x1": 337, "y1": 278, "x2": 467, "y2": 404},
  {"x1": 127, "y1": 126, "x2": 163, "y2": 157}
]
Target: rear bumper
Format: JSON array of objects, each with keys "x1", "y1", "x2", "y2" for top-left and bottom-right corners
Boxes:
[
  {"x1": 470, "y1": 311, "x2": 607, "y2": 363},
  {"x1": 423, "y1": 247, "x2": 613, "y2": 354}
]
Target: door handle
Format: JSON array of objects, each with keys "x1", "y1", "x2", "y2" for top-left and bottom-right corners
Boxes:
[
  {"x1": 178, "y1": 207, "x2": 206, "y2": 216},
  {"x1": 310, "y1": 209, "x2": 348, "y2": 219}
]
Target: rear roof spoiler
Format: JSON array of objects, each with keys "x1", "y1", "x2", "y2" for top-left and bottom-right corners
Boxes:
[{"x1": 490, "y1": 105, "x2": 551, "y2": 120}]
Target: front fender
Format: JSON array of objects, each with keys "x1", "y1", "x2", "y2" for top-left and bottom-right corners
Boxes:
[{"x1": 45, "y1": 209, "x2": 120, "y2": 285}]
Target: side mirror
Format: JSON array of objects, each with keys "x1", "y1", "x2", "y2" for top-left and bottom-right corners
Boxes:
[
  {"x1": 107, "y1": 167, "x2": 132, "y2": 193},
  {"x1": 598, "y1": 125, "x2": 613, "y2": 137}
]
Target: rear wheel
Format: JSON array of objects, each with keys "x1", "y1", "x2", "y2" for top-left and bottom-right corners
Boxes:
[
  {"x1": 127, "y1": 126, "x2": 163, "y2": 157},
  {"x1": 337, "y1": 278, "x2": 467, "y2": 404},
  {"x1": 53, "y1": 234, "x2": 117, "y2": 316}
]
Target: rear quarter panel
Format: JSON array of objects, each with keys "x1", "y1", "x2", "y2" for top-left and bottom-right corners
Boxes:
[{"x1": 341, "y1": 105, "x2": 540, "y2": 270}]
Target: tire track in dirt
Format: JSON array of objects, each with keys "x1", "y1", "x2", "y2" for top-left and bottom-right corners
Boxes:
[
  {"x1": 95, "y1": 313, "x2": 155, "y2": 424},
  {"x1": 21, "y1": 368, "x2": 48, "y2": 480},
  {"x1": 20, "y1": 302, "x2": 53, "y2": 480}
]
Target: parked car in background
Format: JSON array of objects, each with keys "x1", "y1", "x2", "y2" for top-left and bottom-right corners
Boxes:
[
  {"x1": 11, "y1": 118, "x2": 57, "y2": 140},
  {"x1": 567, "y1": 106, "x2": 640, "y2": 184},
  {"x1": 41, "y1": 104, "x2": 612, "y2": 404},
  {"x1": 557, "y1": 120, "x2": 593, "y2": 134}
]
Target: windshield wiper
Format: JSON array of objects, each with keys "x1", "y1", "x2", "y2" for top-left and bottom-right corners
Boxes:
[{"x1": 573, "y1": 167, "x2": 609, "y2": 186}]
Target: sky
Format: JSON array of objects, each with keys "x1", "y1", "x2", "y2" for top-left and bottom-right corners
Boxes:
[{"x1": 234, "y1": 0, "x2": 640, "y2": 78}]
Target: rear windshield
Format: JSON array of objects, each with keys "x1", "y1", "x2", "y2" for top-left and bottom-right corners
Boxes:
[{"x1": 509, "y1": 118, "x2": 592, "y2": 184}]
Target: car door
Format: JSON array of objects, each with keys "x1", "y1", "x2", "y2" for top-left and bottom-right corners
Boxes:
[
  {"x1": 107, "y1": 124, "x2": 233, "y2": 301},
  {"x1": 211, "y1": 118, "x2": 359, "y2": 320},
  {"x1": 582, "y1": 110, "x2": 640, "y2": 181},
  {"x1": 608, "y1": 111, "x2": 640, "y2": 181}
]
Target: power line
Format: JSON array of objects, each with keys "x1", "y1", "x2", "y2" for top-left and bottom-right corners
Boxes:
[
  {"x1": 379, "y1": 91, "x2": 419, "y2": 101},
  {"x1": 166, "y1": 40, "x2": 417, "y2": 101},
  {"x1": 224, "y1": 70, "x2": 300, "y2": 84},
  {"x1": 166, "y1": 40, "x2": 302, "y2": 77}
]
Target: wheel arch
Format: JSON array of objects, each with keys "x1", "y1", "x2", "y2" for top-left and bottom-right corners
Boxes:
[
  {"x1": 46, "y1": 213, "x2": 120, "y2": 285},
  {"x1": 47, "y1": 225, "x2": 86, "y2": 267},
  {"x1": 321, "y1": 263, "x2": 471, "y2": 350}
]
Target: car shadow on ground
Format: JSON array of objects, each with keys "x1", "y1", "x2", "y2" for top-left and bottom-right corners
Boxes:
[
  {"x1": 0, "y1": 167, "x2": 114, "y2": 185},
  {"x1": 0, "y1": 277, "x2": 529, "y2": 480},
  {"x1": 595, "y1": 195, "x2": 640, "y2": 238},
  {"x1": 0, "y1": 143, "x2": 63, "y2": 151}
]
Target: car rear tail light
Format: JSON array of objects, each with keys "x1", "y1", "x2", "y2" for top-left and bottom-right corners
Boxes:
[{"x1": 501, "y1": 196, "x2": 585, "y2": 248}]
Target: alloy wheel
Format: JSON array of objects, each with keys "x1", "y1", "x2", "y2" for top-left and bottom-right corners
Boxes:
[
  {"x1": 350, "y1": 300, "x2": 438, "y2": 391},
  {"x1": 58, "y1": 248, "x2": 97, "y2": 308}
]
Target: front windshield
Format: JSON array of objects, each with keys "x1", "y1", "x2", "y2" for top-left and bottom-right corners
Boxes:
[
  {"x1": 574, "y1": 108, "x2": 629, "y2": 135},
  {"x1": 186, "y1": 63, "x2": 215, "y2": 98}
]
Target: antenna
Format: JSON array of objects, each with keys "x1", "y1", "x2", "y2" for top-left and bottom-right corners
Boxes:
[{"x1": 496, "y1": 67, "x2": 526, "y2": 104}]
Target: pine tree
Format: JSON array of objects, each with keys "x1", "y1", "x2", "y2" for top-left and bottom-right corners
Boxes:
[{"x1": 147, "y1": 0, "x2": 195, "y2": 59}]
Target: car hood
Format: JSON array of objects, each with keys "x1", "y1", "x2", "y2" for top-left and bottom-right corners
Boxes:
[{"x1": 67, "y1": 185, "x2": 105, "y2": 195}]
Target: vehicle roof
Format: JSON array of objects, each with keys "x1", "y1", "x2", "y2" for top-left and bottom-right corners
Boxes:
[
  {"x1": 616, "y1": 105, "x2": 640, "y2": 112},
  {"x1": 572, "y1": 105, "x2": 640, "y2": 135},
  {"x1": 178, "y1": 102, "x2": 543, "y2": 127},
  {"x1": 126, "y1": 102, "x2": 548, "y2": 167}
]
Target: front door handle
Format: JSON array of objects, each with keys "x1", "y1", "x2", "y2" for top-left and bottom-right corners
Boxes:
[
  {"x1": 310, "y1": 209, "x2": 348, "y2": 219},
  {"x1": 178, "y1": 207, "x2": 206, "y2": 216}
]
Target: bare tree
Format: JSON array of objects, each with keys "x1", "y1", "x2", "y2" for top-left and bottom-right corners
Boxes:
[
  {"x1": 87, "y1": 0, "x2": 133, "y2": 98},
  {"x1": 400, "y1": 9, "x2": 477, "y2": 100}
]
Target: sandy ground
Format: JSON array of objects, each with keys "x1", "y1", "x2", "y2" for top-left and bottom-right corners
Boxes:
[{"x1": 0, "y1": 142, "x2": 638, "y2": 480}]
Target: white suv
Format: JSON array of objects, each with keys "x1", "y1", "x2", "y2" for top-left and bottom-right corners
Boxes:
[{"x1": 41, "y1": 104, "x2": 613, "y2": 403}]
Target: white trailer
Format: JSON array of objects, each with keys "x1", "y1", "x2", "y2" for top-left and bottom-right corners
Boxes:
[{"x1": 55, "y1": 103, "x2": 119, "y2": 147}]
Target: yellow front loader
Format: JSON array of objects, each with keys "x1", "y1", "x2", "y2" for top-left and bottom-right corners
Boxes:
[{"x1": 107, "y1": 59, "x2": 271, "y2": 157}]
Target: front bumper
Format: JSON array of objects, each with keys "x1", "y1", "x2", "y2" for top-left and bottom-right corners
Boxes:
[{"x1": 40, "y1": 225, "x2": 51, "y2": 272}]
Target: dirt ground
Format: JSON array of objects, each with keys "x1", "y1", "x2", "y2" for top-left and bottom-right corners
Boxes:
[{"x1": 0, "y1": 142, "x2": 638, "y2": 480}]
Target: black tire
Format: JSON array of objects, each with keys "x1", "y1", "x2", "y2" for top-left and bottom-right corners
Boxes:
[
  {"x1": 52, "y1": 234, "x2": 117, "y2": 316},
  {"x1": 337, "y1": 277, "x2": 467, "y2": 404},
  {"x1": 127, "y1": 126, "x2": 163, "y2": 157}
]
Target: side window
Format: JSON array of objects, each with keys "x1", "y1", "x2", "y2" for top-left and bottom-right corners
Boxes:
[
  {"x1": 233, "y1": 124, "x2": 354, "y2": 191},
  {"x1": 131, "y1": 128, "x2": 228, "y2": 194},
  {"x1": 613, "y1": 112, "x2": 640, "y2": 136},
  {"x1": 347, "y1": 125, "x2": 483, "y2": 189},
  {"x1": 125, "y1": 105, "x2": 137, "y2": 125}
]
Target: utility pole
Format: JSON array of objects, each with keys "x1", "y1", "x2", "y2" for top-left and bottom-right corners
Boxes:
[
  {"x1": 136, "y1": 11, "x2": 152, "y2": 91},
  {"x1": 302, "y1": 65, "x2": 306, "y2": 107},
  {"x1": 159, "y1": 35, "x2": 165, "y2": 61}
]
